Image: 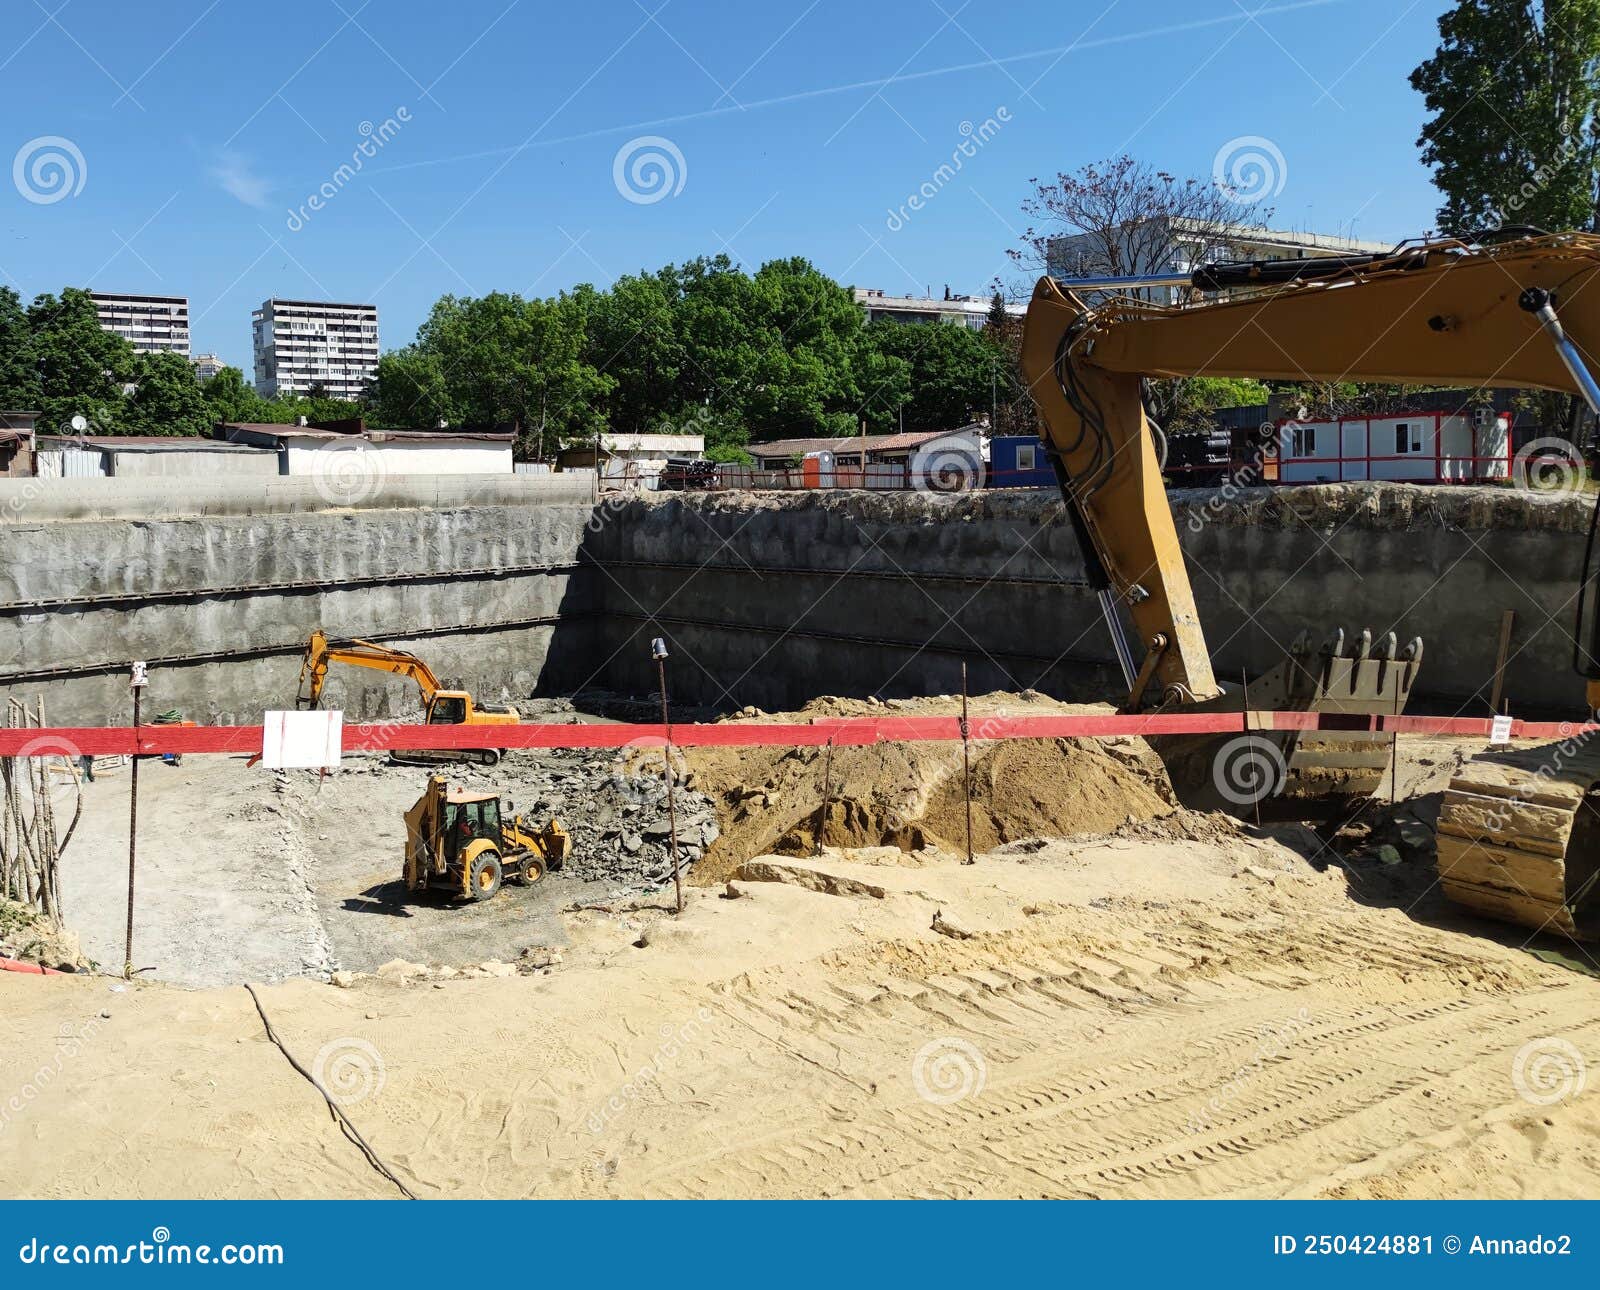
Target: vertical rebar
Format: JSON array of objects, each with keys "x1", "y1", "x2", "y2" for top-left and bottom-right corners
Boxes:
[
  {"x1": 1241, "y1": 669, "x2": 1261, "y2": 830},
  {"x1": 124, "y1": 684, "x2": 141, "y2": 979},
  {"x1": 961, "y1": 662, "x2": 974, "y2": 865},
  {"x1": 656, "y1": 656, "x2": 681, "y2": 916}
]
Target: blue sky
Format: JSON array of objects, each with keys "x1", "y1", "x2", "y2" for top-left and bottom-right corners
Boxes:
[{"x1": 3, "y1": 0, "x2": 1446, "y2": 367}]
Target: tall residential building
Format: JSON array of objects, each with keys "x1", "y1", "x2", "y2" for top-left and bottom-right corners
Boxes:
[
  {"x1": 88, "y1": 292, "x2": 190, "y2": 356},
  {"x1": 252, "y1": 299, "x2": 379, "y2": 402},
  {"x1": 190, "y1": 353, "x2": 226, "y2": 381}
]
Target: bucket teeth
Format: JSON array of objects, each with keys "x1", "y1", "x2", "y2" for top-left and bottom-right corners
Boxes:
[
  {"x1": 1379, "y1": 631, "x2": 1397, "y2": 660},
  {"x1": 1325, "y1": 628, "x2": 1345, "y2": 656},
  {"x1": 1403, "y1": 636, "x2": 1423, "y2": 663},
  {"x1": 1356, "y1": 628, "x2": 1372, "y2": 660}
]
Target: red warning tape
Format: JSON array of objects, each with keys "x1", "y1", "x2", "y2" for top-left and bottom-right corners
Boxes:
[{"x1": 0, "y1": 711, "x2": 1594, "y2": 757}]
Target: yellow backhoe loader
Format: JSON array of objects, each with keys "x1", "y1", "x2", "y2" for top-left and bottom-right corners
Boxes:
[
  {"x1": 297, "y1": 630, "x2": 519, "y2": 766},
  {"x1": 403, "y1": 775, "x2": 571, "y2": 901},
  {"x1": 1023, "y1": 230, "x2": 1600, "y2": 940}
]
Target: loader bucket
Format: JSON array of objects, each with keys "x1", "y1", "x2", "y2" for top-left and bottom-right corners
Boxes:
[{"x1": 1156, "y1": 629, "x2": 1424, "y2": 822}]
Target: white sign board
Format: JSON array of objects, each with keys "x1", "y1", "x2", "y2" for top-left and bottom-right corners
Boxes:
[
  {"x1": 262, "y1": 710, "x2": 343, "y2": 770},
  {"x1": 1490, "y1": 714, "x2": 1514, "y2": 747}
]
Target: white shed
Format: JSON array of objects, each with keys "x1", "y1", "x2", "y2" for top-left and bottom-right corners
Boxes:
[
  {"x1": 1279, "y1": 412, "x2": 1510, "y2": 484},
  {"x1": 217, "y1": 423, "x2": 514, "y2": 477}
]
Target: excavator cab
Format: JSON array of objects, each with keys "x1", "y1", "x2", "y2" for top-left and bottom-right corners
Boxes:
[{"x1": 428, "y1": 694, "x2": 469, "y2": 724}]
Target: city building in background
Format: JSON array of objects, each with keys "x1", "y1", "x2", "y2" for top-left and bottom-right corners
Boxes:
[
  {"x1": 88, "y1": 292, "x2": 191, "y2": 356},
  {"x1": 251, "y1": 299, "x2": 379, "y2": 401},
  {"x1": 851, "y1": 286, "x2": 1022, "y2": 329},
  {"x1": 1045, "y1": 219, "x2": 1391, "y2": 302},
  {"x1": 190, "y1": 353, "x2": 226, "y2": 381}
]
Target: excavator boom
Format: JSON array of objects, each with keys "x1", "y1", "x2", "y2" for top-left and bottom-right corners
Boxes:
[
  {"x1": 299, "y1": 630, "x2": 445, "y2": 708},
  {"x1": 1022, "y1": 232, "x2": 1600, "y2": 936}
]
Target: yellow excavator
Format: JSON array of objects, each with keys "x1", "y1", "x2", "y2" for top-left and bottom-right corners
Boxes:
[
  {"x1": 1022, "y1": 230, "x2": 1600, "y2": 940},
  {"x1": 297, "y1": 630, "x2": 520, "y2": 767},
  {"x1": 403, "y1": 775, "x2": 571, "y2": 901}
]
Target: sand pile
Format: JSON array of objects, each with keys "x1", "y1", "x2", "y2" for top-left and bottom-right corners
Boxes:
[{"x1": 686, "y1": 692, "x2": 1177, "y2": 884}]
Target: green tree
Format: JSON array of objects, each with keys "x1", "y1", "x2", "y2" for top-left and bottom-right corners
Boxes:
[
  {"x1": 861, "y1": 320, "x2": 994, "y2": 431},
  {"x1": 1162, "y1": 376, "x2": 1272, "y2": 432},
  {"x1": 1411, "y1": 1, "x2": 1600, "y2": 236},
  {"x1": 201, "y1": 366, "x2": 268, "y2": 422},
  {"x1": 367, "y1": 348, "x2": 453, "y2": 429},
  {"x1": 0, "y1": 287, "x2": 39, "y2": 411},
  {"x1": 127, "y1": 350, "x2": 212, "y2": 436},
  {"x1": 742, "y1": 257, "x2": 865, "y2": 439},
  {"x1": 27, "y1": 288, "x2": 136, "y2": 434}
]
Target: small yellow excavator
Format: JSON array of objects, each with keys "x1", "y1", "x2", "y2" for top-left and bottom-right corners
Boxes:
[
  {"x1": 1024, "y1": 230, "x2": 1600, "y2": 939},
  {"x1": 297, "y1": 630, "x2": 519, "y2": 766},
  {"x1": 403, "y1": 775, "x2": 571, "y2": 901}
]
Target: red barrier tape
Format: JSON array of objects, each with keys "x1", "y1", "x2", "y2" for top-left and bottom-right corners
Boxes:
[
  {"x1": 0, "y1": 712, "x2": 1594, "y2": 757},
  {"x1": 0, "y1": 956, "x2": 64, "y2": 976}
]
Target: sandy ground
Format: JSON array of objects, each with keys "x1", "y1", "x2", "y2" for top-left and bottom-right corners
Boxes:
[
  {"x1": 5, "y1": 703, "x2": 1598, "y2": 1199},
  {"x1": 5, "y1": 811, "x2": 1599, "y2": 1198}
]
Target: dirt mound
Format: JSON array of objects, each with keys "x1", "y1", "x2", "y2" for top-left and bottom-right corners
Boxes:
[
  {"x1": 0, "y1": 898, "x2": 86, "y2": 972},
  {"x1": 686, "y1": 692, "x2": 1177, "y2": 884}
]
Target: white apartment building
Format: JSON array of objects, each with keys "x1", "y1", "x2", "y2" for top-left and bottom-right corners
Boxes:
[
  {"x1": 88, "y1": 292, "x2": 190, "y2": 355},
  {"x1": 1045, "y1": 219, "x2": 1393, "y2": 300},
  {"x1": 252, "y1": 298, "x2": 379, "y2": 401},
  {"x1": 852, "y1": 287, "x2": 1023, "y2": 330},
  {"x1": 190, "y1": 353, "x2": 226, "y2": 380}
]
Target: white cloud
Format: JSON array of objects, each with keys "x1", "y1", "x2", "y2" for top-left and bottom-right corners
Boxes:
[{"x1": 211, "y1": 150, "x2": 270, "y2": 208}]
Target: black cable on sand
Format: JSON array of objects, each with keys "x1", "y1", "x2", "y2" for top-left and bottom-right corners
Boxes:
[{"x1": 242, "y1": 982, "x2": 419, "y2": 1200}]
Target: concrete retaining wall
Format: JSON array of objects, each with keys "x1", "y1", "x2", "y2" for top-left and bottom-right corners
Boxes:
[
  {"x1": 1, "y1": 479, "x2": 1590, "y2": 725},
  {"x1": 1, "y1": 486, "x2": 598, "y2": 725},
  {"x1": 581, "y1": 484, "x2": 1594, "y2": 715}
]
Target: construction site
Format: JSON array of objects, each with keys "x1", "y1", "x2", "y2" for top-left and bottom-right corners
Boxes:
[{"x1": 5, "y1": 234, "x2": 1600, "y2": 1203}]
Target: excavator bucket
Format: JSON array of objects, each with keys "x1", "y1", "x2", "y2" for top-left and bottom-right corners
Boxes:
[{"x1": 1159, "y1": 629, "x2": 1424, "y2": 822}]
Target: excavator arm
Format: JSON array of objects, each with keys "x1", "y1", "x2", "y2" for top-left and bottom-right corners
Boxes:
[
  {"x1": 1022, "y1": 233, "x2": 1600, "y2": 708},
  {"x1": 298, "y1": 629, "x2": 445, "y2": 710},
  {"x1": 1022, "y1": 232, "x2": 1600, "y2": 937}
]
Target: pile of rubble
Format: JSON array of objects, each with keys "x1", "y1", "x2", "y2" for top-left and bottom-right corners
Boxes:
[{"x1": 472, "y1": 745, "x2": 720, "y2": 889}]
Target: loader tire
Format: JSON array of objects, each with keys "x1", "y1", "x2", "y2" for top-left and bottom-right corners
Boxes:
[{"x1": 468, "y1": 851, "x2": 503, "y2": 901}]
